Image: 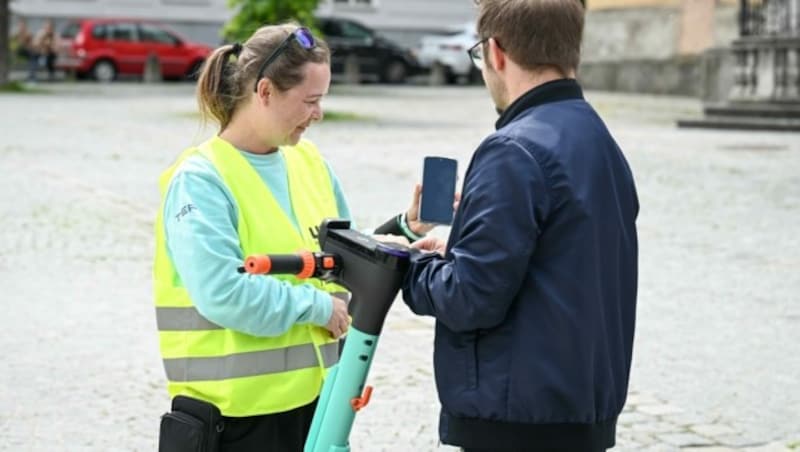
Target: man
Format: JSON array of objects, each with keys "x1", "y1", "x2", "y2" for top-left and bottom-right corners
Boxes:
[{"x1": 401, "y1": 1, "x2": 639, "y2": 451}]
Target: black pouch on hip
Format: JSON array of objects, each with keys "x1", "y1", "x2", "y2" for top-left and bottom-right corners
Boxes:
[{"x1": 159, "y1": 396, "x2": 224, "y2": 452}]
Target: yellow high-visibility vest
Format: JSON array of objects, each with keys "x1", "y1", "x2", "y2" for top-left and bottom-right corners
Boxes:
[{"x1": 153, "y1": 135, "x2": 340, "y2": 417}]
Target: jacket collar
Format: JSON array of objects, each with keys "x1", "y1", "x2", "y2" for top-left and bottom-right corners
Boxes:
[{"x1": 495, "y1": 78, "x2": 584, "y2": 130}]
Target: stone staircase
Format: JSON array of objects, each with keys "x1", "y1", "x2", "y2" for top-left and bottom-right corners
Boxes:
[{"x1": 678, "y1": 101, "x2": 800, "y2": 131}]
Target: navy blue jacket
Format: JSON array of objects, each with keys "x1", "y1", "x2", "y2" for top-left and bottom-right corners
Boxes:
[{"x1": 402, "y1": 79, "x2": 638, "y2": 450}]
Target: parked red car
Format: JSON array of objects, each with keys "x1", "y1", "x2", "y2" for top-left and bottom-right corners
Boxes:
[{"x1": 56, "y1": 18, "x2": 212, "y2": 82}]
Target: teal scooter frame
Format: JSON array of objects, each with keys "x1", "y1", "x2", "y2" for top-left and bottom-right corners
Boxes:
[{"x1": 240, "y1": 219, "x2": 410, "y2": 452}]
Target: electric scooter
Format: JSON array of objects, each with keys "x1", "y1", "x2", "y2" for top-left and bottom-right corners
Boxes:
[{"x1": 239, "y1": 219, "x2": 411, "y2": 452}]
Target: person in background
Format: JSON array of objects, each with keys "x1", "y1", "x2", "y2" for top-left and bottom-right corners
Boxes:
[
  {"x1": 32, "y1": 19, "x2": 57, "y2": 81},
  {"x1": 402, "y1": 0, "x2": 639, "y2": 451},
  {"x1": 11, "y1": 18, "x2": 36, "y2": 81},
  {"x1": 154, "y1": 23, "x2": 433, "y2": 452}
]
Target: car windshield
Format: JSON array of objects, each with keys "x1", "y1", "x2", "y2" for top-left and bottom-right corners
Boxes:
[{"x1": 442, "y1": 30, "x2": 465, "y2": 37}]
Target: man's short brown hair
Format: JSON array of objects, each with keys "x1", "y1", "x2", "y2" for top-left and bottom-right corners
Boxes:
[{"x1": 476, "y1": 0, "x2": 584, "y2": 75}]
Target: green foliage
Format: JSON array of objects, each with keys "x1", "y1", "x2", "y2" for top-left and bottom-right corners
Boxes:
[
  {"x1": 0, "y1": 81, "x2": 48, "y2": 94},
  {"x1": 0, "y1": 81, "x2": 26, "y2": 92},
  {"x1": 223, "y1": 0, "x2": 321, "y2": 42}
]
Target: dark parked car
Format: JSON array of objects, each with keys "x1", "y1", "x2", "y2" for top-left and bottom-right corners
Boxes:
[
  {"x1": 318, "y1": 17, "x2": 420, "y2": 84},
  {"x1": 56, "y1": 18, "x2": 212, "y2": 82}
]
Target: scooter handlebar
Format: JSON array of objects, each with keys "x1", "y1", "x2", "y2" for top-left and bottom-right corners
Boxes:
[{"x1": 243, "y1": 251, "x2": 316, "y2": 279}]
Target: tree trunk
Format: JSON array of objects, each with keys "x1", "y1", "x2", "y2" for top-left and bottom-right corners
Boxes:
[{"x1": 0, "y1": 0, "x2": 9, "y2": 85}]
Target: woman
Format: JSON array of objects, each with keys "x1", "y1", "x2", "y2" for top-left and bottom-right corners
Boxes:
[{"x1": 154, "y1": 23, "x2": 430, "y2": 451}]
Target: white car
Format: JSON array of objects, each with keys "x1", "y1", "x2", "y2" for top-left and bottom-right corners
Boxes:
[{"x1": 417, "y1": 23, "x2": 481, "y2": 85}]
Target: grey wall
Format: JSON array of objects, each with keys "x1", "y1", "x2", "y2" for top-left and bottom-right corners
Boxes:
[
  {"x1": 583, "y1": 7, "x2": 681, "y2": 62},
  {"x1": 579, "y1": 4, "x2": 739, "y2": 97}
]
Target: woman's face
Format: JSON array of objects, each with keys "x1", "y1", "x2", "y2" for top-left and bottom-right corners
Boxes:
[{"x1": 268, "y1": 62, "x2": 331, "y2": 147}]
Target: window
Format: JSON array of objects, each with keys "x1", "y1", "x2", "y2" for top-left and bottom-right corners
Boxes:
[
  {"x1": 109, "y1": 23, "x2": 137, "y2": 42},
  {"x1": 139, "y1": 24, "x2": 179, "y2": 45},
  {"x1": 339, "y1": 21, "x2": 372, "y2": 40},
  {"x1": 92, "y1": 24, "x2": 108, "y2": 40}
]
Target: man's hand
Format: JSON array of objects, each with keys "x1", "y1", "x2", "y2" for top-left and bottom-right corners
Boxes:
[
  {"x1": 411, "y1": 236, "x2": 447, "y2": 256},
  {"x1": 325, "y1": 295, "x2": 349, "y2": 339},
  {"x1": 372, "y1": 234, "x2": 410, "y2": 246},
  {"x1": 406, "y1": 183, "x2": 461, "y2": 236}
]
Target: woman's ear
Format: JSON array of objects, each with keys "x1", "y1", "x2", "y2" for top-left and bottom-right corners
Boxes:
[{"x1": 256, "y1": 78, "x2": 272, "y2": 106}]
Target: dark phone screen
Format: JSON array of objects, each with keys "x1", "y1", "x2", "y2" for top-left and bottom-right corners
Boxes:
[{"x1": 419, "y1": 157, "x2": 457, "y2": 225}]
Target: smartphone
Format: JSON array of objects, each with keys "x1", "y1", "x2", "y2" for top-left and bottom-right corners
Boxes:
[{"x1": 419, "y1": 156, "x2": 458, "y2": 225}]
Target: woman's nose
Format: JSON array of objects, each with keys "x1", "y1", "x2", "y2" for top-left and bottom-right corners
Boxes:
[{"x1": 311, "y1": 105, "x2": 323, "y2": 122}]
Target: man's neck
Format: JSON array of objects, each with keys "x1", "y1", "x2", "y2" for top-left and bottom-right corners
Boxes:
[{"x1": 505, "y1": 66, "x2": 575, "y2": 107}]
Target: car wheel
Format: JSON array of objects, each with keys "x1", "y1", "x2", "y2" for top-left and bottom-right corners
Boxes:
[
  {"x1": 382, "y1": 60, "x2": 407, "y2": 84},
  {"x1": 92, "y1": 59, "x2": 117, "y2": 83},
  {"x1": 429, "y1": 63, "x2": 449, "y2": 86}
]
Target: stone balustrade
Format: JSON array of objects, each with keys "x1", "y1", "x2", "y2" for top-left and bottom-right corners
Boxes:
[{"x1": 731, "y1": 0, "x2": 800, "y2": 101}]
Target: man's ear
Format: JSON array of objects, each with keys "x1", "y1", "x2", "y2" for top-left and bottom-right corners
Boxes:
[{"x1": 487, "y1": 38, "x2": 506, "y2": 72}]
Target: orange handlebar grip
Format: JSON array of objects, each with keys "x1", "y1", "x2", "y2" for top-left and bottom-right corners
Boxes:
[
  {"x1": 297, "y1": 251, "x2": 315, "y2": 279},
  {"x1": 244, "y1": 255, "x2": 272, "y2": 274}
]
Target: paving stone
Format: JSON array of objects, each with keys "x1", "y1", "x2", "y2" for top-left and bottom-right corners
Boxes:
[
  {"x1": 682, "y1": 448, "x2": 736, "y2": 452},
  {"x1": 716, "y1": 435, "x2": 766, "y2": 448},
  {"x1": 619, "y1": 410, "x2": 651, "y2": 425},
  {"x1": 661, "y1": 411, "x2": 716, "y2": 427},
  {"x1": 635, "y1": 421, "x2": 684, "y2": 434},
  {"x1": 690, "y1": 424, "x2": 739, "y2": 437},
  {"x1": 742, "y1": 442, "x2": 793, "y2": 452},
  {"x1": 626, "y1": 392, "x2": 664, "y2": 406},
  {"x1": 638, "y1": 404, "x2": 684, "y2": 416},
  {"x1": 631, "y1": 432, "x2": 658, "y2": 446},
  {"x1": 656, "y1": 432, "x2": 717, "y2": 447}
]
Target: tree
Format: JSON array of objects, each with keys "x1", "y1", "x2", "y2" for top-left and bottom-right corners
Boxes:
[
  {"x1": 223, "y1": 0, "x2": 321, "y2": 42},
  {"x1": 0, "y1": 0, "x2": 9, "y2": 85}
]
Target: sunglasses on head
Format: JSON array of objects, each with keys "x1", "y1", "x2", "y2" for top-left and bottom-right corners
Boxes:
[{"x1": 253, "y1": 27, "x2": 316, "y2": 92}]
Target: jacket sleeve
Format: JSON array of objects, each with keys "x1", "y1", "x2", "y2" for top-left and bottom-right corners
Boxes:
[{"x1": 402, "y1": 135, "x2": 549, "y2": 332}]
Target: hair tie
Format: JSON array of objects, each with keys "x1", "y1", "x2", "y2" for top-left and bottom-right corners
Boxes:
[{"x1": 231, "y1": 42, "x2": 243, "y2": 57}]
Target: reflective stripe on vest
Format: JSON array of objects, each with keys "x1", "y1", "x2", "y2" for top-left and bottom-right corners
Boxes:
[
  {"x1": 153, "y1": 136, "x2": 343, "y2": 417},
  {"x1": 156, "y1": 306, "x2": 222, "y2": 331},
  {"x1": 155, "y1": 292, "x2": 350, "y2": 332},
  {"x1": 163, "y1": 342, "x2": 339, "y2": 382}
]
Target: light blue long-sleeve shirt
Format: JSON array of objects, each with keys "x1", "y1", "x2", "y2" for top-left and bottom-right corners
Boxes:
[{"x1": 163, "y1": 148, "x2": 353, "y2": 338}]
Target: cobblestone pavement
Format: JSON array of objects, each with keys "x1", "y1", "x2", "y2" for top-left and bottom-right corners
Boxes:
[{"x1": 0, "y1": 83, "x2": 798, "y2": 451}]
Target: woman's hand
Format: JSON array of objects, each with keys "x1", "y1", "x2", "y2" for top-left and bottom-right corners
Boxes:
[
  {"x1": 325, "y1": 295, "x2": 350, "y2": 339},
  {"x1": 405, "y1": 183, "x2": 461, "y2": 236}
]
